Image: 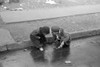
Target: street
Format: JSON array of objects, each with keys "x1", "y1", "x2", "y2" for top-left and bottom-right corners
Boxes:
[
  {"x1": 0, "y1": 0, "x2": 100, "y2": 67},
  {"x1": 0, "y1": 36, "x2": 100, "y2": 67}
]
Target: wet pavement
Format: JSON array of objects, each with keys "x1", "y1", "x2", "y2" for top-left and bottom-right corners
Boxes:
[
  {"x1": 0, "y1": 35, "x2": 100, "y2": 67},
  {"x1": 0, "y1": 1, "x2": 100, "y2": 67}
]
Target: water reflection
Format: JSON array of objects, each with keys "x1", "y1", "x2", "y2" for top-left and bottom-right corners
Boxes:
[
  {"x1": 30, "y1": 45, "x2": 70, "y2": 65},
  {"x1": 0, "y1": 63, "x2": 3, "y2": 67},
  {"x1": 52, "y1": 47, "x2": 70, "y2": 64},
  {"x1": 30, "y1": 47, "x2": 47, "y2": 63}
]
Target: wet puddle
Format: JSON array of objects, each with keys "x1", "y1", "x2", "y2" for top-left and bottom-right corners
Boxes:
[{"x1": 1, "y1": 36, "x2": 100, "y2": 67}]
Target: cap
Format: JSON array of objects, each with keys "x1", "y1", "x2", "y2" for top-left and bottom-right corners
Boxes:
[{"x1": 51, "y1": 26, "x2": 60, "y2": 32}]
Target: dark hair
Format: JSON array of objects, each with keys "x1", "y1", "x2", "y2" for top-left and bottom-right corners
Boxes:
[{"x1": 40, "y1": 26, "x2": 50, "y2": 34}]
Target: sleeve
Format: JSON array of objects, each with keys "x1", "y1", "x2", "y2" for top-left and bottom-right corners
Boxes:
[
  {"x1": 30, "y1": 30, "x2": 44, "y2": 48},
  {"x1": 30, "y1": 29, "x2": 40, "y2": 40},
  {"x1": 59, "y1": 28, "x2": 71, "y2": 42},
  {"x1": 63, "y1": 33, "x2": 71, "y2": 43}
]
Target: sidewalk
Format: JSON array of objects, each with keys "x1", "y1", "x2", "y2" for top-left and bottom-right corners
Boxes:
[
  {"x1": 0, "y1": 4, "x2": 100, "y2": 23},
  {"x1": 1, "y1": 26, "x2": 100, "y2": 51},
  {"x1": 0, "y1": 29, "x2": 16, "y2": 51},
  {"x1": 0, "y1": 5, "x2": 100, "y2": 52}
]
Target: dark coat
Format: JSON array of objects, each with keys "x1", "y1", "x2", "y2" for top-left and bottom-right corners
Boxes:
[{"x1": 30, "y1": 29, "x2": 46, "y2": 48}]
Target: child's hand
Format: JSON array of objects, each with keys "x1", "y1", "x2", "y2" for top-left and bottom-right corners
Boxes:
[
  {"x1": 57, "y1": 41, "x2": 64, "y2": 49},
  {"x1": 40, "y1": 47, "x2": 44, "y2": 51}
]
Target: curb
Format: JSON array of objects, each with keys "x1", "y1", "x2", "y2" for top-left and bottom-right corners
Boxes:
[
  {"x1": 70, "y1": 28, "x2": 100, "y2": 40},
  {"x1": 0, "y1": 28, "x2": 100, "y2": 52}
]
